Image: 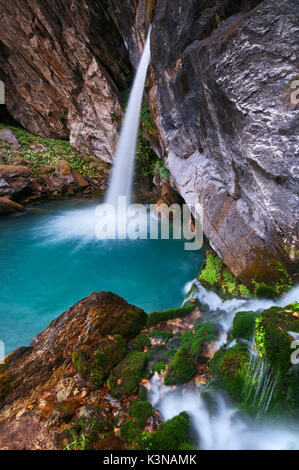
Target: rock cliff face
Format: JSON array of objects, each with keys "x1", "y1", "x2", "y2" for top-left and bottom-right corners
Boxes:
[
  {"x1": 0, "y1": 0, "x2": 298, "y2": 276},
  {"x1": 149, "y1": 0, "x2": 299, "y2": 277},
  {"x1": 0, "y1": 0, "x2": 131, "y2": 163}
]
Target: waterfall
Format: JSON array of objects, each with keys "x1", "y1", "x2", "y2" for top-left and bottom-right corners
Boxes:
[
  {"x1": 146, "y1": 282, "x2": 299, "y2": 448},
  {"x1": 244, "y1": 342, "x2": 279, "y2": 419},
  {"x1": 106, "y1": 28, "x2": 152, "y2": 208}
]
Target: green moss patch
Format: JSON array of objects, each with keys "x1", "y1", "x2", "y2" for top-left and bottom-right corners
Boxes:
[
  {"x1": 0, "y1": 125, "x2": 110, "y2": 179},
  {"x1": 146, "y1": 302, "x2": 196, "y2": 328},
  {"x1": 198, "y1": 252, "x2": 251, "y2": 299},
  {"x1": 164, "y1": 347, "x2": 196, "y2": 386},
  {"x1": 142, "y1": 412, "x2": 192, "y2": 450},
  {"x1": 255, "y1": 303, "x2": 299, "y2": 377},
  {"x1": 210, "y1": 344, "x2": 249, "y2": 402},
  {"x1": 110, "y1": 351, "x2": 151, "y2": 399},
  {"x1": 181, "y1": 323, "x2": 218, "y2": 361},
  {"x1": 232, "y1": 311, "x2": 259, "y2": 341}
]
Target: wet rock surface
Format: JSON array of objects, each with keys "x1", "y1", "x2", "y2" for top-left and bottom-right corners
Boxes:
[{"x1": 150, "y1": 0, "x2": 299, "y2": 276}]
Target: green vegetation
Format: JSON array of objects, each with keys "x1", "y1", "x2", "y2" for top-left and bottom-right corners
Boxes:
[
  {"x1": 255, "y1": 283, "x2": 279, "y2": 299},
  {"x1": 142, "y1": 412, "x2": 192, "y2": 450},
  {"x1": 231, "y1": 311, "x2": 259, "y2": 341},
  {"x1": 164, "y1": 347, "x2": 196, "y2": 385},
  {"x1": 109, "y1": 351, "x2": 151, "y2": 399},
  {"x1": 146, "y1": 302, "x2": 196, "y2": 327},
  {"x1": 198, "y1": 252, "x2": 251, "y2": 299},
  {"x1": 129, "y1": 400, "x2": 153, "y2": 428},
  {"x1": 129, "y1": 333, "x2": 151, "y2": 352},
  {"x1": 210, "y1": 344, "x2": 249, "y2": 402},
  {"x1": 181, "y1": 323, "x2": 218, "y2": 361},
  {"x1": 152, "y1": 361, "x2": 166, "y2": 374},
  {"x1": 0, "y1": 125, "x2": 109, "y2": 179},
  {"x1": 65, "y1": 417, "x2": 112, "y2": 450},
  {"x1": 91, "y1": 335, "x2": 127, "y2": 388},
  {"x1": 243, "y1": 250, "x2": 293, "y2": 297},
  {"x1": 72, "y1": 335, "x2": 127, "y2": 388},
  {"x1": 148, "y1": 329, "x2": 174, "y2": 341},
  {"x1": 255, "y1": 303, "x2": 299, "y2": 377},
  {"x1": 120, "y1": 400, "x2": 153, "y2": 448}
]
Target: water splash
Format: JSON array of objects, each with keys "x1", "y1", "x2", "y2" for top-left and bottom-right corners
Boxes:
[
  {"x1": 184, "y1": 278, "x2": 299, "y2": 333},
  {"x1": 106, "y1": 28, "x2": 152, "y2": 207},
  {"x1": 148, "y1": 375, "x2": 299, "y2": 450},
  {"x1": 244, "y1": 341, "x2": 279, "y2": 419},
  {"x1": 148, "y1": 281, "x2": 299, "y2": 448}
]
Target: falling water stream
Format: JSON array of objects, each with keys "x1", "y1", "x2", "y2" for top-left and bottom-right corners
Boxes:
[
  {"x1": 106, "y1": 28, "x2": 152, "y2": 207},
  {"x1": 1, "y1": 26, "x2": 298, "y2": 450},
  {"x1": 148, "y1": 281, "x2": 299, "y2": 450}
]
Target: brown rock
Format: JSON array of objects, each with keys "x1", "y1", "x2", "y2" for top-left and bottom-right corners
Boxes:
[
  {"x1": 0, "y1": 291, "x2": 147, "y2": 449},
  {"x1": 0, "y1": 196, "x2": 26, "y2": 215},
  {"x1": 0, "y1": 129, "x2": 21, "y2": 150},
  {"x1": 94, "y1": 434, "x2": 127, "y2": 451},
  {"x1": 0, "y1": 0, "x2": 131, "y2": 163}
]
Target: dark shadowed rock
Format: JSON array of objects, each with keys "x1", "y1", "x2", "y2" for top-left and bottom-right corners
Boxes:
[{"x1": 0, "y1": 196, "x2": 25, "y2": 215}]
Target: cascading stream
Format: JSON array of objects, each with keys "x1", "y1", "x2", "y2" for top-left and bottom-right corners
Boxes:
[
  {"x1": 106, "y1": 28, "x2": 152, "y2": 208},
  {"x1": 148, "y1": 281, "x2": 299, "y2": 449}
]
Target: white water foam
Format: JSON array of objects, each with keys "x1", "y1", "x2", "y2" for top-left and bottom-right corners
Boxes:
[{"x1": 148, "y1": 374, "x2": 299, "y2": 450}]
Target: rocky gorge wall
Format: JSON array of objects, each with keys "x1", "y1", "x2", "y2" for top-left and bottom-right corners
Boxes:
[
  {"x1": 0, "y1": 0, "x2": 298, "y2": 278},
  {"x1": 0, "y1": 0, "x2": 131, "y2": 163},
  {"x1": 149, "y1": 0, "x2": 299, "y2": 278}
]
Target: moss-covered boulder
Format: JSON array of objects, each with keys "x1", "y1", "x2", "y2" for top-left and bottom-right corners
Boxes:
[
  {"x1": 210, "y1": 344, "x2": 249, "y2": 402},
  {"x1": 164, "y1": 347, "x2": 196, "y2": 386},
  {"x1": 143, "y1": 412, "x2": 192, "y2": 450},
  {"x1": 109, "y1": 351, "x2": 151, "y2": 399},
  {"x1": 129, "y1": 333, "x2": 151, "y2": 352},
  {"x1": 181, "y1": 323, "x2": 218, "y2": 362},
  {"x1": 255, "y1": 303, "x2": 299, "y2": 377},
  {"x1": 231, "y1": 311, "x2": 259, "y2": 341},
  {"x1": 146, "y1": 303, "x2": 196, "y2": 328},
  {"x1": 199, "y1": 252, "x2": 251, "y2": 299}
]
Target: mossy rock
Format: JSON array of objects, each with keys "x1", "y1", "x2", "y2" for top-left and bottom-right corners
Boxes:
[
  {"x1": 164, "y1": 347, "x2": 196, "y2": 386},
  {"x1": 152, "y1": 361, "x2": 166, "y2": 374},
  {"x1": 120, "y1": 419, "x2": 142, "y2": 447},
  {"x1": 149, "y1": 329, "x2": 174, "y2": 342},
  {"x1": 231, "y1": 311, "x2": 259, "y2": 341},
  {"x1": 143, "y1": 412, "x2": 192, "y2": 450},
  {"x1": 146, "y1": 302, "x2": 196, "y2": 328},
  {"x1": 72, "y1": 335, "x2": 127, "y2": 388},
  {"x1": 255, "y1": 283, "x2": 279, "y2": 299},
  {"x1": 129, "y1": 333, "x2": 151, "y2": 352},
  {"x1": 198, "y1": 252, "x2": 251, "y2": 300},
  {"x1": 110, "y1": 351, "x2": 151, "y2": 399},
  {"x1": 241, "y1": 250, "x2": 293, "y2": 294},
  {"x1": 181, "y1": 323, "x2": 218, "y2": 361},
  {"x1": 255, "y1": 302, "x2": 299, "y2": 377},
  {"x1": 129, "y1": 400, "x2": 153, "y2": 428},
  {"x1": 210, "y1": 344, "x2": 249, "y2": 402}
]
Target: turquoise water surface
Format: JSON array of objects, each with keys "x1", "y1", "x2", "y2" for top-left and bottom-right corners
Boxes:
[{"x1": 0, "y1": 199, "x2": 204, "y2": 354}]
